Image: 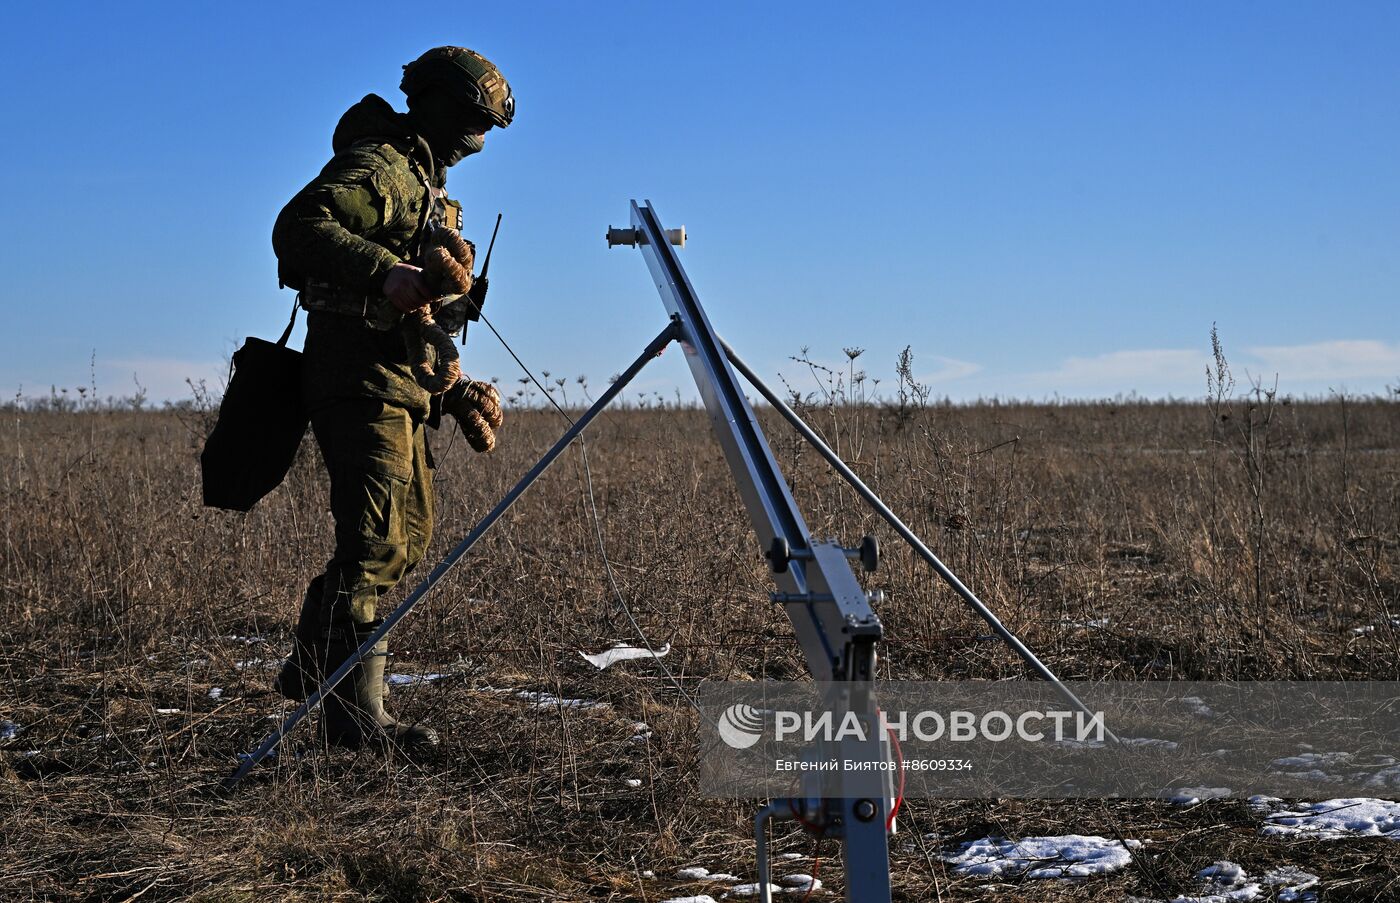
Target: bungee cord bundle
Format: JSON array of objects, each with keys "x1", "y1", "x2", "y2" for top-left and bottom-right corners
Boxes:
[
  {"x1": 410, "y1": 224, "x2": 505, "y2": 453},
  {"x1": 406, "y1": 225, "x2": 473, "y2": 393}
]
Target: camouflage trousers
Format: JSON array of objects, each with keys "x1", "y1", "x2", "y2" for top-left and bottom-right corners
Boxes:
[{"x1": 308, "y1": 397, "x2": 434, "y2": 628}]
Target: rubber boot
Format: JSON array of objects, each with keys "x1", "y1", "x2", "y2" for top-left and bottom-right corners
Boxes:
[
  {"x1": 273, "y1": 576, "x2": 324, "y2": 701},
  {"x1": 320, "y1": 622, "x2": 439, "y2": 751}
]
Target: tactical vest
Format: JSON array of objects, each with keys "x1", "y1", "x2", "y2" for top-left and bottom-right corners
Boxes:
[{"x1": 298, "y1": 141, "x2": 463, "y2": 331}]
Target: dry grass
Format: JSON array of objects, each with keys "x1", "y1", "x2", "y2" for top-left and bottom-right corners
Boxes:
[{"x1": 2, "y1": 387, "x2": 1397, "y2": 900}]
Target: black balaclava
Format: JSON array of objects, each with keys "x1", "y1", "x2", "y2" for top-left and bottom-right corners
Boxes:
[{"x1": 405, "y1": 89, "x2": 487, "y2": 168}]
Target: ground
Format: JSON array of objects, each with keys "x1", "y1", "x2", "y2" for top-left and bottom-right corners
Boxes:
[{"x1": 2, "y1": 391, "x2": 1397, "y2": 901}]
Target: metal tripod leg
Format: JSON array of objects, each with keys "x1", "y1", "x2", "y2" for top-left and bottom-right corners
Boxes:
[
  {"x1": 721, "y1": 338, "x2": 1115, "y2": 739},
  {"x1": 223, "y1": 319, "x2": 680, "y2": 789}
]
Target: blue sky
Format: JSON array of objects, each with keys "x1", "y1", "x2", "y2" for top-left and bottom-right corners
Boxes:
[{"x1": 1, "y1": 1, "x2": 1396, "y2": 404}]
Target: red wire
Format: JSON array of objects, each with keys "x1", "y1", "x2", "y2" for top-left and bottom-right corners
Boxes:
[
  {"x1": 785, "y1": 707, "x2": 906, "y2": 867},
  {"x1": 788, "y1": 794, "x2": 825, "y2": 833},
  {"x1": 884, "y1": 713, "x2": 905, "y2": 831}
]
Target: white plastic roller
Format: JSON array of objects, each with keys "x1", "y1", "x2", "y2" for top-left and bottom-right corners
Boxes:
[{"x1": 607, "y1": 225, "x2": 686, "y2": 247}]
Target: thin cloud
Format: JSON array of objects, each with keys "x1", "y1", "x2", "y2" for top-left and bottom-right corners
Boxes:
[
  {"x1": 921, "y1": 356, "x2": 983, "y2": 383},
  {"x1": 1244, "y1": 340, "x2": 1400, "y2": 382},
  {"x1": 1017, "y1": 340, "x2": 1400, "y2": 398},
  {"x1": 103, "y1": 357, "x2": 227, "y2": 403},
  {"x1": 1034, "y1": 349, "x2": 1209, "y2": 390}
]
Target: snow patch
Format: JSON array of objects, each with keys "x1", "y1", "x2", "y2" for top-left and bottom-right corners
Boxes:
[
  {"x1": 482, "y1": 687, "x2": 610, "y2": 710},
  {"x1": 1170, "y1": 860, "x2": 1260, "y2": 902},
  {"x1": 1265, "y1": 867, "x2": 1320, "y2": 902},
  {"x1": 1366, "y1": 766, "x2": 1400, "y2": 790},
  {"x1": 1271, "y1": 751, "x2": 1355, "y2": 769},
  {"x1": 1347, "y1": 620, "x2": 1399, "y2": 635},
  {"x1": 1122, "y1": 737, "x2": 1179, "y2": 751},
  {"x1": 1167, "y1": 861, "x2": 1319, "y2": 903},
  {"x1": 1171, "y1": 787, "x2": 1232, "y2": 806},
  {"x1": 386, "y1": 672, "x2": 451, "y2": 686},
  {"x1": 207, "y1": 688, "x2": 223, "y2": 700},
  {"x1": 1178, "y1": 696, "x2": 1216, "y2": 718},
  {"x1": 778, "y1": 874, "x2": 821, "y2": 893},
  {"x1": 675, "y1": 867, "x2": 710, "y2": 880},
  {"x1": 1268, "y1": 752, "x2": 1400, "y2": 788},
  {"x1": 1055, "y1": 736, "x2": 1175, "y2": 751},
  {"x1": 942, "y1": 834, "x2": 1142, "y2": 878},
  {"x1": 1261, "y1": 797, "x2": 1400, "y2": 839}
]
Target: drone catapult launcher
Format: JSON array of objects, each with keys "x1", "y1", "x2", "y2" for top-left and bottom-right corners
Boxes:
[{"x1": 230, "y1": 201, "x2": 1102, "y2": 903}]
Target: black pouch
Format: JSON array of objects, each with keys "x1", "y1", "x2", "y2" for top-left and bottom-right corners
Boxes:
[{"x1": 200, "y1": 304, "x2": 307, "y2": 511}]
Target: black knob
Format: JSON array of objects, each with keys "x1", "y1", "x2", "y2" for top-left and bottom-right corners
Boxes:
[
  {"x1": 859, "y1": 535, "x2": 880, "y2": 573},
  {"x1": 766, "y1": 536, "x2": 791, "y2": 573}
]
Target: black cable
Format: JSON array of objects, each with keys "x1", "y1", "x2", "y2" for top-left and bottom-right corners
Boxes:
[{"x1": 478, "y1": 312, "x2": 703, "y2": 715}]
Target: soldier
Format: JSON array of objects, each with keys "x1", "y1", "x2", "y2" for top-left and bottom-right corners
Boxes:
[{"x1": 268, "y1": 47, "x2": 513, "y2": 750}]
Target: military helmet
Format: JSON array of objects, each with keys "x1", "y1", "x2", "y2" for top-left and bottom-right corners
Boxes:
[{"x1": 401, "y1": 46, "x2": 514, "y2": 129}]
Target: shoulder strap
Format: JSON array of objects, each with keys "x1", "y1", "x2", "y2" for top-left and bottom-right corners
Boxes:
[
  {"x1": 276, "y1": 295, "x2": 299, "y2": 347},
  {"x1": 406, "y1": 155, "x2": 438, "y2": 261}
]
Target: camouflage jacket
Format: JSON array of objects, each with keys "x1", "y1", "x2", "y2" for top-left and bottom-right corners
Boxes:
[{"x1": 272, "y1": 94, "x2": 445, "y2": 419}]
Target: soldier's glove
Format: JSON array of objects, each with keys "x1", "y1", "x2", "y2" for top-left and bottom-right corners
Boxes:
[{"x1": 441, "y1": 379, "x2": 504, "y2": 453}]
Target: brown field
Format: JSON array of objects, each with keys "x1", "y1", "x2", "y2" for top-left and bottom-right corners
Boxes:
[{"x1": 2, "y1": 385, "x2": 1398, "y2": 901}]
